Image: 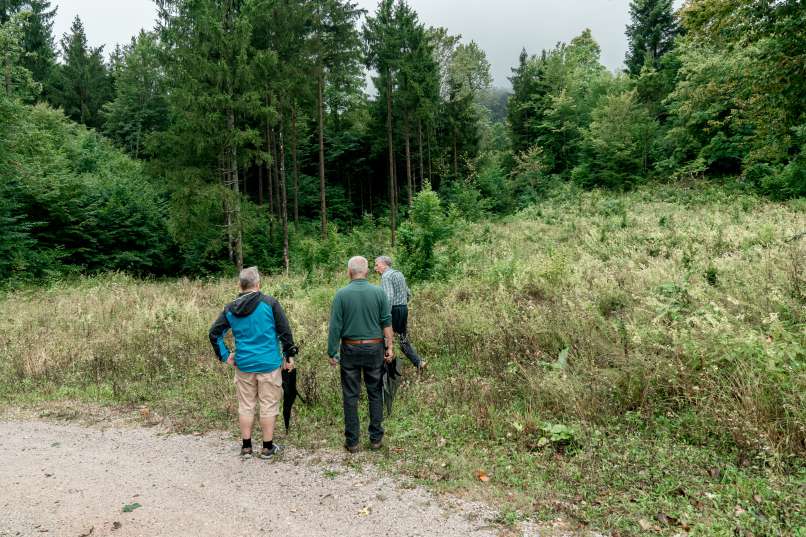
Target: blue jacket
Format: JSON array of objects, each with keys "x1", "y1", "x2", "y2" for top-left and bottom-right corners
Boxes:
[{"x1": 208, "y1": 291, "x2": 295, "y2": 373}]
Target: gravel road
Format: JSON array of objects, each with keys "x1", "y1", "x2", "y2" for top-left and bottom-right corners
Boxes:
[{"x1": 0, "y1": 420, "x2": 544, "y2": 537}]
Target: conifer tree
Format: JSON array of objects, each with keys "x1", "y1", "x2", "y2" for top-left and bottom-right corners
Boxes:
[
  {"x1": 50, "y1": 16, "x2": 112, "y2": 129},
  {"x1": 0, "y1": 11, "x2": 40, "y2": 99},
  {"x1": 0, "y1": 0, "x2": 56, "y2": 92},
  {"x1": 625, "y1": 0, "x2": 678, "y2": 76},
  {"x1": 157, "y1": 0, "x2": 268, "y2": 270},
  {"x1": 103, "y1": 31, "x2": 169, "y2": 158},
  {"x1": 310, "y1": 0, "x2": 363, "y2": 239}
]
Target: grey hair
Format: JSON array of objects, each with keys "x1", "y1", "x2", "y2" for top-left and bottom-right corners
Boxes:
[
  {"x1": 347, "y1": 256, "x2": 369, "y2": 276},
  {"x1": 239, "y1": 266, "x2": 260, "y2": 290},
  {"x1": 375, "y1": 255, "x2": 393, "y2": 268}
]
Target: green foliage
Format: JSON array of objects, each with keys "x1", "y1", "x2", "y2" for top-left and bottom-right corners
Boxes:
[
  {"x1": 0, "y1": 0, "x2": 56, "y2": 94},
  {"x1": 624, "y1": 0, "x2": 679, "y2": 76},
  {"x1": 398, "y1": 183, "x2": 451, "y2": 281},
  {"x1": 0, "y1": 12, "x2": 41, "y2": 100},
  {"x1": 660, "y1": 0, "x2": 806, "y2": 197},
  {"x1": 0, "y1": 97, "x2": 173, "y2": 281},
  {"x1": 102, "y1": 31, "x2": 169, "y2": 159},
  {"x1": 573, "y1": 89, "x2": 659, "y2": 189},
  {"x1": 508, "y1": 146, "x2": 557, "y2": 205},
  {"x1": 507, "y1": 29, "x2": 611, "y2": 178},
  {"x1": 49, "y1": 16, "x2": 112, "y2": 129},
  {"x1": 536, "y1": 422, "x2": 579, "y2": 453}
]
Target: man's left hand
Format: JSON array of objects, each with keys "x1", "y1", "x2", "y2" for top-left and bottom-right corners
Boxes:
[
  {"x1": 328, "y1": 356, "x2": 338, "y2": 368},
  {"x1": 283, "y1": 358, "x2": 295, "y2": 371},
  {"x1": 226, "y1": 353, "x2": 235, "y2": 366}
]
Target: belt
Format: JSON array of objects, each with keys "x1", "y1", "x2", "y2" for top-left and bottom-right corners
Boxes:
[{"x1": 342, "y1": 338, "x2": 383, "y2": 345}]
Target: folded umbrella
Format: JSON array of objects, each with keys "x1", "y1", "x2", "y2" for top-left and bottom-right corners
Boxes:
[
  {"x1": 282, "y1": 368, "x2": 296, "y2": 432},
  {"x1": 281, "y1": 363, "x2": 305, "y2": 432},
  {"x1": 381, "y1": 357, "x2": 401, "y2": 417}
]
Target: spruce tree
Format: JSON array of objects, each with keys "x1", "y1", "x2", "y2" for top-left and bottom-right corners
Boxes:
[
  {"x1": 156, "y1": 0, "x2": 268, "y2": 270},
  {"x1": 310, "y1": 0, "x2": 364, "y2": 239},
  {"x1": 0, "y1": 0, "x2": 56, "y2": 95},
  {"x1": 20, "y1": 0, "x2": 56, "y2": 88},
  {"x1": 364, "y1": 0, "x2": 402, "y2": 244},
  {"x1": 1, "y1": 12, "x2": 40, "y2": 99},
  {"x1": 102, "y1": 31, "x2": 169, "y2": 158},
  {"x1": 50, "y1": 16, "x2": 112, "y2": 129},
  {"x1": 625, "y1": 0, "x2": 678, "y2": 76}
]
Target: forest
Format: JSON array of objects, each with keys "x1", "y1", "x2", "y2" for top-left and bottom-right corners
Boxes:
[{"x1": 1, "y1": 0, "x2": 803, "y2": 283}]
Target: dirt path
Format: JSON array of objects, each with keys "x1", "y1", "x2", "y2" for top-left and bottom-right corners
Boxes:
[{"x1": 0, "y1": 420, "x2": 561, "y2": 537}]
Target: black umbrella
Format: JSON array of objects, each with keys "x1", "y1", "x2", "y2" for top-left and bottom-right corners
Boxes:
[
  {"x1": 381, "y1": 357, "x2": 401, "y2": 416},
  {"x1": 281, "y1": 367, "x2": 305, "y2": 432},
  {"x1": 281, "y1": 345, "x2": 304, "y2": 432}
]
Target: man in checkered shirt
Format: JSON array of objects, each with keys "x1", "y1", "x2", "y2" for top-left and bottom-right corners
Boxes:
[{"x1": 374, "y1": 256, "x2": 425, "y2": 371}]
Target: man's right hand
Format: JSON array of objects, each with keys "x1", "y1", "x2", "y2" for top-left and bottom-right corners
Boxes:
[
  {"x1": 384, "y1": 347, "x2": 394, "y2": 363},
  {"x1": 328, "y1": 356, "x2": 338, "y2": 368},
  {"x1": 226, "y1": 353, "x2": 235, "y2": 366}
]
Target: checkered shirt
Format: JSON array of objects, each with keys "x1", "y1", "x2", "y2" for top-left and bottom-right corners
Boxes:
[{"x1": 380, "y1": 268, "x2": 411, "y2": 306}]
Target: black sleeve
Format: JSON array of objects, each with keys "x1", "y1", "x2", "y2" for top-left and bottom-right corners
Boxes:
[
  {"x1": 208, "y1": 307, "x2": 231, "y2": 361},
  {"x1": 266, "y1": 296, "x2": 296, "y2": 357}
]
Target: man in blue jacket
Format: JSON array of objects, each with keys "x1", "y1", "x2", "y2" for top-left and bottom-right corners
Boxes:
[{"x1": 209, "y1": 267, "x2": 297, "y2": 459}]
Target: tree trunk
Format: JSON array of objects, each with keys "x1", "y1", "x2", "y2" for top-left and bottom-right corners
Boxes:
[
  {"x1": 418, "y1": 119, "x2": 424, "y2": 190},
  {"x1": 453, "y1": 128, "x2": 458, "y2": 178},
  {"x1": 266, "y1": 121, "x2": 275, "y2": 216},
  {"x1": 427, "y1": 126, "x2": 433, "y2": 188},
  {"x1": 291, "y1": 104, "x2": 299, "y2": 227},
  {"x1": 279, "y1": 112, "x2": 290, "y2": 274},
  {"x1": 360, "y1": 177, "x2": 364, "y2": 215},
  {"x1": 258, "y1": 160, "x2": 264, "y2": 205},
  {"x1": 228, "y1": 108, "x2": 243, "y2": 271},
  {"x1": 386, "y1": 71, "x2": 396, "y2": 245},
  {"x1": 272, "y1": 127, "x2": 280, "y2": 218},
  {"x1": 405, "y1": 120, "x2": 413, "y2": 207},
  {"x1": 4, "y1": 59, "x2": 11, "y2": 96},
  {"x1": 318, "y1": 68, "x2": 327, "y2": 239},
  {"x1": 222, "y1": 153, "x2": 233, "y2": 264},
  {"x1": 368, "y1": 173, "x2": 373, "y2": 214}
]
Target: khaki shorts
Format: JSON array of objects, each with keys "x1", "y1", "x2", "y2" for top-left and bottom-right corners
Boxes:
[{"x1": 234, "y1": 368, "x2": 282, "y2": 418}]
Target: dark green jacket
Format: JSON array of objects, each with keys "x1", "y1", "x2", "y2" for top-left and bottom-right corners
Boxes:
[{"x1": 327, "y1": 279, "x2": 391, "y2": 358}]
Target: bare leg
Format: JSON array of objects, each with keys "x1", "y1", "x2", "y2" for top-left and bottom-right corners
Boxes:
[
  {"x1": 239, "y1": 414, "x2": 254, "y2": 440},
  {"x1": 259, "y1": 415, "x2": 277, "y2": 442}
]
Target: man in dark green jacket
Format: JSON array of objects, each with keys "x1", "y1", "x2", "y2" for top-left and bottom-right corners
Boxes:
[{"x1": 327, "y1": 256, "x2": 394, "y2": 452}]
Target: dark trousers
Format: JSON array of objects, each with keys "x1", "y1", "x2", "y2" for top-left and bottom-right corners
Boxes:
[
  {"x1": 391, "y1": 305, "x2": 422, "y2": 367},
  {"x1": 339, "y1": 342, "x2": 384, "y2": 447}
]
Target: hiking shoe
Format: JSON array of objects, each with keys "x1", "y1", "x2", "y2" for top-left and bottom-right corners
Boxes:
[
  {"x1": 240, "y1": 447, "x2": 253, "y2": 459},
  {"x1": 416, "y1": 360, "x2": 427, "y2": 374},
  {"x1": 345, "y1": 443, "x2": 359, "y2": 454},
  {"x1": 259, "y1": 444, "x2": 283, "y2": 459},
  {"x1": 370, "y1": 440, "x2": 383, "y2": 450}
]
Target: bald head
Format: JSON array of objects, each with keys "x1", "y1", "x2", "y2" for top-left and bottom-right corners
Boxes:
[{"x1": 347, "y1": 256, "x2": 369, "y2": 279}]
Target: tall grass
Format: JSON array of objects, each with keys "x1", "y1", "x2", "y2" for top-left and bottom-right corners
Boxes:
[{"x1": 1, "y1": 184, "x2": 803, "y2": 535}]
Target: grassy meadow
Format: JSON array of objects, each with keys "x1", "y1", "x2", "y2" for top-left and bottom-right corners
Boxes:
[{"x1": 1, "y1": 184, "x2": 804, "y2": 536}]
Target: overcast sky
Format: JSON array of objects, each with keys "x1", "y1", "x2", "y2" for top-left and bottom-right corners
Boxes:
[{"x1": 53, "y1": 0, "x2": 646, "y2": 88}]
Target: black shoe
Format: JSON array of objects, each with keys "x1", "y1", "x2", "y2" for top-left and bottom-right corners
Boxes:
[
  {"x1": 370, "y1": 440, "x2": 383, "y2": 450},
  {"x1": 259, "y1": 444, "x2": 283, "y2": 459},
  {"x1": 345, "y1": 443, "x2": 359, "y2": 454}
]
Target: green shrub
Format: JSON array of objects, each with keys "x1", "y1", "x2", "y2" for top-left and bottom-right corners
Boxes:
[{"x1": 398, "y1": 183, "x2": 452, "y2": 282}]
